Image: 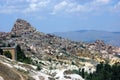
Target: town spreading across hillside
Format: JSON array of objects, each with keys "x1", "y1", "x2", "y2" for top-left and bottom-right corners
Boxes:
[{"x1": 0, "y1": 19, "x2": 120, "y2": 80}]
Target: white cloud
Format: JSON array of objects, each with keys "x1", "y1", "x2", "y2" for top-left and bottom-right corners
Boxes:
[
  {"x1": 0, "y1": 0, "x2": 119, "y2": 16},
  {"x1": 23, "y1": 0, "x2": 50, "y2": 13},
  {"x1": 51, "y1": 1, "x2": 68, "y2": 14},
  {"x1": 112, "y1": 1, "x2": 120, "y2": 13},
  {"x1": 0, "y1": 0, "x2": 24, "y2": 14},
  {"x1": 51, "y1": 0, "x2": 111, "y2": 15},
  {"x1": 95, "y1": 0, "x2": 110, "y2": 4},
  {"x1": 26, "y1": 0, "x2": 38, "y2": 3},
  {"x1": 51, "y1": 1, "x2": 83, "y2": 14},
  {"x1": 54, "y1": 1, "x2": 68, "y2": 11},
  {"x1": 0, "y1": 0, "x2": 27, "y2": 14},
  {"x1": 0, "y1": 0, "x2": 50, "y2": 14}
]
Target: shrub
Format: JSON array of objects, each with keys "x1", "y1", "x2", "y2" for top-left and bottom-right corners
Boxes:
[
  {"x1": 37, "y1": 65, "x2": 42, "y2": 70},
  {"x1": 86, "y1": 63, "x2": 120, "y2": 80},
  {"x1": 16, "y1": 45, "x2": 32, "y2": 64},
  {"x1": 0, "y1": 49, "x2": 3, "y2": 55},
  {"x1": 4, "y1": 51, "x2": 12, "y2": 59}
]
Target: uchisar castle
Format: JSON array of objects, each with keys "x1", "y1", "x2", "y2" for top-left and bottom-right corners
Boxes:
[{"x1": 0, "y1": 19, "x2": 120, "y2": 80}]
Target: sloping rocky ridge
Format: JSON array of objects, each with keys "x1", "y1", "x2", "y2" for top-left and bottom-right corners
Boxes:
[
  {"x1": 0, "y1": 19, "x2": 120, "y2": 80},
  {"x1": 0, "y1": 63, "x2": 21, "y2": 80},
  {"x1": 9, "y1": 19, "x2": 120, "y2": 61},
  {"x1": 0, "y1": 56, "x2": 34, "y2": 80}
]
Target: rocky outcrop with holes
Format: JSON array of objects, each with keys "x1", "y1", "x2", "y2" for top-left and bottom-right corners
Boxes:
[
  {"x1": 11, "y1": 19, "x2": 36, "y2": 36},
  {"x1": 0, "y1": 19, "x2": 120, "y2": 80},
  {"x1": 1, "y1": 19, "x2": 120, "y2": 63}
]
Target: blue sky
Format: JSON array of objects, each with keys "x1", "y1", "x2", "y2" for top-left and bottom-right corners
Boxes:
[{"x1": 0, "y1": 0, "x2": 120, "y2": 33}]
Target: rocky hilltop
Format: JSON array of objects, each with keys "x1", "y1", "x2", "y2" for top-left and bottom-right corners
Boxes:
[
  {"x1": 0, "y1": 19, "x2": 120, "y2": 80},
  {"x1": 11, "y1": 19, "x2": 36, "y2": 35},
  {"x1": 9, "y1": 19, "x2": 120, "y2": 60}
]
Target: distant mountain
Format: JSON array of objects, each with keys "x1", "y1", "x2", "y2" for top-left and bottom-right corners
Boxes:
[{"x1": 54, "y1": 30, "x2": 120, "y2": 47}]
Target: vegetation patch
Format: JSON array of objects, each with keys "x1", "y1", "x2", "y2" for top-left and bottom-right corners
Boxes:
[
  {"x1": 3, "y1": 51, "x2": 12, "y2": 59},
  {"x1": 16, "y1": 45, "x2": 32, "y2": 64},
  {"x1": 85, "y1": 63, "x2": 120, "y2": 80}
]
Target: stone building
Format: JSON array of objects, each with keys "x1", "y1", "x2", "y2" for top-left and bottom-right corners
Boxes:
[{"x1": 0, "y1": 47, "x2": 17, "y2": 60}]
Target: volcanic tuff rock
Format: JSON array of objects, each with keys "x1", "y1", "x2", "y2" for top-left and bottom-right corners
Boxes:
[
  {"x1": 2, "y1": 19, "x2": 120, "y2": 62},
  {"x1": 0, "y1": 19, "x2": 120, "y2": 80},
  {"x1": 10, "y1": 19, "x2": 83, "y2": 58},
  {"x1": 11, "y1": 19, "x2": 36, "y2": 35}
]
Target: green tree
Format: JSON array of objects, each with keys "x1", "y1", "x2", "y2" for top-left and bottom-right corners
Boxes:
[
  {"x1": 96, "y1": 62, "x2": 104, "y2": 73},
  {"x1": 4, "y1": 51, "x2": 12, "y2": 59},
  {"x1": 104, "y1": 63, "x2": 112, "y2": 80},
  {"x1": 16, "y1": 45, "x2": 26, "y2": 61},
  {"x1": 7, "y1": 44, "x2": 11, "y2": 47},
  {"x1": 78, "y1": 68, "x2": 81, "y2": 75},
  {"x1": 16, "y1": 45, "x2": 32, "y2": 64},
  {"x1": 86, "y1": 63, "x2": 120, "y2": 80},
  {"x1": 37, "y1": 64, "x2": 42, "y2": 70},
  {"x1": 82, "y1": 68, "x2": 85, "y2": 78},
  {"x1": 104, "y1": 63, "x2": 111, "y2": 72},
  {"x1": 111, "y1": 63, "x2": 120, "y2": 80},
  {"x1": 0, "y1": 49, "x2": 3, "y2": 55}
]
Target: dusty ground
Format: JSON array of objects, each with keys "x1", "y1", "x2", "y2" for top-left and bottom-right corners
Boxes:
[
  {"x1": 0, "y1": 76, "x2": 4, "y2": 80},
  {"x1": 0, "y1": 62, "x2": 21, "y2": 80}
]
